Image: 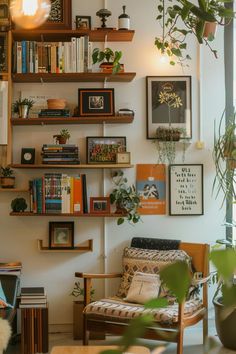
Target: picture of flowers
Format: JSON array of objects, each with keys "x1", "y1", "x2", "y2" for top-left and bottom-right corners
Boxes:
[{"x1": 87, "y1": 137, "x2": 126, "y2": 164}]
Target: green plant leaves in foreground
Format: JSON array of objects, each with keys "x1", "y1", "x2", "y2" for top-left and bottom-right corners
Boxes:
[{"x1": 210, "y1": 249, "x2": 236, "y2": 280}]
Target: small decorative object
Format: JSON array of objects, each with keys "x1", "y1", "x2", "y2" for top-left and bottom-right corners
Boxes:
[
  {"x1": 87, "y1": 136, "x2": 126, "y2": 164},
  {"x1": 13, "y1": 98, "x2": 35, "y2": 119},
  {"x1": 169, "y1": 164, "x2": 204, "y2": 216},
  {"x1": 96, "y1": 8, "x2": 112, "y2": 28},
  {"x1": 78, "y1": 88, "x2": 115, "y2": 117},
  {"x1": 118, "y1": 5, "x2": 130, "y2": 30},
  {"x1": 49, "y1": 221, "x2": 74, "y2": 249},
  {"x1": 0, "y1": 166, "x2": 15, "y2": 188},
  {"x1": 117, "y1": 108, "x2": 134, "y2": 116},
  {"x1": 109, "y1": 170, "x2": 141, "y2": 225},
  {"x1": 116, "y1": 152, "x2": 131, "y2": 164},
  {"x1": 90, "y1": 197, "x2": 110, "y2": 214},
  {"x1": 21, "y1": 148, "x2": 35, "y2": 164},
  {"x1": 47, "y1": 99, "x2": 66, "y2": 110},
  {"x1": 0, "y1": 0, "x2": 10, "y2": 30},
  {"x1": 37, "y1": 0, "x2": 72, "y2": 30},
  {"x1": 0, "y1": 33, "x2": 8, "y2": 73},
  {"x1": 75, "y1": 15, "x2": 91, "y2": 29},
  {"x1": 11, "y1": 197, "x2": 27, "y2": 212},
  {"x1": 136, "y1": 164, "x2": 166, "y2": 215},
  {"x1": 92, "y1": 48, "x2": 123, "y2": 74},
  {"x1": 53, "y1": 129, "x2": 71, "y2": 144}
]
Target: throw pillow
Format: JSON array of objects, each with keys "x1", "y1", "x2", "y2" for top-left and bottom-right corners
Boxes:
[
  {"x1": 125, "y1": 272, "x2": 161, "y2": 304},
  {"x1": 0, "y1": 281, "x2": 13, "y2": 309}
]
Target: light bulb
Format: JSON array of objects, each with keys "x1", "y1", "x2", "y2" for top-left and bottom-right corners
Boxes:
[
  {"x1": 159, "y1": 53, "x2": 169, "y2": 64},
  {"x1": 10, "y1": 0, "x2": 51, "y2": 29}
]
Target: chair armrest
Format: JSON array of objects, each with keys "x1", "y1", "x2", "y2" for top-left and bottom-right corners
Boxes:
[
  {"x1": 75, "y1": 272, "x2": 122, "y2": 279},
  {"x1": 191, "y1": 275, "x2": 210, "y2": 286}
]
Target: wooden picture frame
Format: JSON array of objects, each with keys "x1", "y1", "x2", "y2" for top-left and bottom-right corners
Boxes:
[
  {"x1": 90, "y1": 197, "x2": 110, "y2": 214},
  {"x1": 75, "y1": 15, "x2": 91, "y2": 30},
  {"x1": 116, "y1": 152, "x2": 131, "y2": 164},
  {"x1": 0, "y1": 32, "x2": 8, "y2": 73},
  {"x1": 169, "y1": 164, "x2": 204, "y2": 216},
  {"x1": 86, "y1": 136, "x2": 126, "y2": 164},
  {"x1": 78, "y1": 89, "x2": 115, "y2": 117},
  {"x1": 146, "y1": 76, "x2": 192, "y2": 139},
  {"x1": 39, "y1": 0, "x2": 72, "y2": 30},
  {"x1": 49, "y1": 221, "x2": 74, "y2": 249}
]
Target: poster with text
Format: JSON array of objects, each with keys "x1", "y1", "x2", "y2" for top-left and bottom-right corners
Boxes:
[
  {"x1": 169, "y1": 164, "x2": 204, "y2": 215},
  {"x1": 136, "y1": 164, "x2": 166, "y2": 215}
]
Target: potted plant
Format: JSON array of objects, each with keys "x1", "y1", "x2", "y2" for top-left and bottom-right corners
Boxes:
[
  {"x1": 92, "y1": 47, "x2": 123, "y2": 74},
  {"x1": 11, "y1": 197, "x2": 27, "y2": 212},
  {"x1": 0, "y1": 166, "x2": 15, "y2": 188},
  {"x1": 109, "y1": 170, "x2": 141, "y2": 225},
  {"x1": 13, "y1": 98, "x2": 35, "y2": 118},
  {"x1": 53, "y1": 129, "x2": 71, "y2": 144}
]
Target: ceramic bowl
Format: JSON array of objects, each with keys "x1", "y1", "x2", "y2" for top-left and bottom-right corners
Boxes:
[{"x1": 47, "y1": 99, "x2": 66, "y2": 109}]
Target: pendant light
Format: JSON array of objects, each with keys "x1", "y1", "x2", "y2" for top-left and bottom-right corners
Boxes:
[{"x1": 10, "y1": 0, "x2": 51, "y2": 29}]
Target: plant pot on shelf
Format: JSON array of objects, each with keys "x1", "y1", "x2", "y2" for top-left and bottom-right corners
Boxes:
[
  {"x1": 203, "y1": 22, "x2": 217, "y2": 38},
  {"x1": 18, "y1": 105, "x2": 30, "y2": 119},
  {"x1": 47, "y1": 99, "x2": 66, "y2": 109},
  {"x1": 53, "y1": 135, "x2": 67, "y2": 145},
  {"x1": 0, "y1": 176, "x2": 15, "y2": 188},
  {"x1": 99, "y1": 62, "x2": 124, "y2": 73},
  {"x1": 156, "y1": 127, "x2": 181, "y2": 141}
]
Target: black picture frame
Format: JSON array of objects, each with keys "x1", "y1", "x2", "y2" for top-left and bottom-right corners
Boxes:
[
  {"x1": 169, "y1": 164, "x2": 204, "y2": 216},
  {"x1": 90, "y1": 197, "x2": 110, "y2": 214},
  {"x1": 146, "y1": 76, "x2": 192, "y2": 139},
  {"x1": 0, "y1": 32, "x2": 8, "y2": 73},
  {"x1": 49, "y1": 221, "x2": 74, "y2": 249},
  {"x1": 75, "y1": 15, "x2": 91, "y2": 30},
  {"x1": 87, "y1": 136, "x2": 126, "y2": 164},
  {"x1": 78, "y1": 88, "x2": 115, "y2": 117},
  {"x1": 21, "y1": 148, "x2": 35, "y2": 164}
]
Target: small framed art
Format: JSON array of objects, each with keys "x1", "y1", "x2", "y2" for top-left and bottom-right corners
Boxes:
[
  {"x1": 116, "y1": 152, "x2": 131, "y2": 164},
  {"x1": 49, "y1": 221, "x2": 74, "y2": 249},
  {"x1": 169, "y1": 164, "x2": 204, "y2": 216},
  {"x1": 146, "y1": 76, "x2": 192, "y2": 139},
  {"x1": 21, "y1": 148, "x2": 35, "y2": 164},
  {"x1": 75, "y1": 15, "x2": 91, "y2": 29},
  {"x1": 39, "y1": 0, "x2": 72, "y2": 30},
  {"x1": 90, "y1": 197, "x2": 110, "y2": 214},
  {"x1": 87, "y1": 136, "x2": 126, "y2": 164},
  {"x1": 78, "y1": 89, "x2": 115, "y2": 116}
]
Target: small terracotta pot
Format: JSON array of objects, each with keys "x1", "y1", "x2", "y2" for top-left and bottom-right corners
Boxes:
[
  {"x1": 1, "y1": 177, "x2": 15, "y2": 188},
  {"x1": 53, "y1": 135, "x2": 67, "y2": 144},
  {"x1": 47, "y1": 99, "x2": 66, "y2": 109},
  {"x1": 203, "y1": 22, "x2": 217, "y2": 38}
]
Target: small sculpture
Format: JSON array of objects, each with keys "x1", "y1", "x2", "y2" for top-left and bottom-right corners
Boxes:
[{"x1": 96, "y1": 8, "x2": 112, "y2": 28}]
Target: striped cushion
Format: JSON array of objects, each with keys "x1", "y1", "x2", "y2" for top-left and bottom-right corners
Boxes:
[{"x1": 84, "y1": 297, "x2": 203, "y2": 325}]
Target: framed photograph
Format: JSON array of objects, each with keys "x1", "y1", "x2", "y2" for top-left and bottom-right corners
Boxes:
[
  {"x1": 146, "y1": 76, "x2": 192, "y2": 139},
  {"x1": 49, "y1": 222, "x2": 74, "y2": 249},
  {"x1": 75, "y1": 15, "x2": 91, "y2": 30},
  {"x1": 87, "y1": 136, "x2": 126, "y2": 164},
  {"x1": 116, "y1": 152, "x2": 131, "y2": 164},
  {"x1": 169, "y1": 164, "x2": 204, "y2": 216},
  {"x1": 0, "y1": 32, "x2": 8, "y2": 73},
  {"x1": 39, "y1": 0, "x2": 72, "y2": 30},
  {"x1": 90, "y1": 197, "x2": 110, "y2": 214},
  {"x1": 21, "y1": 148, "x2": 35, "y2": 164},
  {"x1": 78, "y1": 89, "x2": 115, "y2": 117}
]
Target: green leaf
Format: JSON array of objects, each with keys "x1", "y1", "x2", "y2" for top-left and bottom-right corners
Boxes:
[
  {"x1": 144, "y1": 298, "x2": 168, "y2": 309},
  {"x1": 181, "y1": 3, "x2": 193, "y2": 20},
  {"x1": 210, "y1": 249, "x2": 236, "y2": 280},
  {"x1": 190, "y1": 6, "x2": 216, "y2": 22},
  {"x1": 207, "y1": 33, "x2": 215, "y2": 41},
  {"x1": 160, "y1": 261, "x2": 191, "y2": 303},
  {"x1": 222, "y1": 285, "x2": 236, "y2": 307},
  {"x1": 117, "y1": 218, "x2": 124, "y2": 225},
  {"x1": 179, "y1": 43, "x2": 187, "y2": 49},
  {"x1": 198, "y1": 0, "x2": 207, "y2": 10},
  {"x1": 100, "y1": 350, "x2": 122, "y2": 354},
  {"x1": 195, "y1": 20, "x2": 205, "y2": 43},
  {"x1": 156, "y1": 15, "x2": 162, "y2": 20},
  {"x1": 171, "y1": 48, "x2": 182, "y2": 57},
  {"x1": 170, "y1": 61, "x2": 175, "y2": 65}
]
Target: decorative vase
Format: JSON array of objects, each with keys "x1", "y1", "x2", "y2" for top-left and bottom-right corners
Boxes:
[{"x1": 118, "y1": 5, "x2": 130, "y2": 30}]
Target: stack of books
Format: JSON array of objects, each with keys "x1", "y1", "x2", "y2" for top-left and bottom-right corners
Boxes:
[
  {"x1": 0, "y1": 262, "x2": 22, "y2": 276},
  {"x1": 19, "y1": 287, "x2": 47, "y2": 308},
  {"x1": 38, "y1": 109, "x2": 70, "y2": 118},
  {"x1": 41, "y1": 144, "x2": 80, "y2": 165}
]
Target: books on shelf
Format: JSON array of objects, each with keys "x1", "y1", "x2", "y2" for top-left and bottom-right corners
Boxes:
[
  {"x1": 38, "y1": 109, "x2": 70, "y2": 118},
  {"x1": 41, "y1": 144, "x2": 80, "y2": 165},
  {"x1": 21, "y1": 287, "x2": 45, "y2": 295},
  {"x1": 13, "y1": 36, "x2": 93, "y2": 74},
  {"x1": 19, "y1": 287, "x2": 47, "y2": 308}
]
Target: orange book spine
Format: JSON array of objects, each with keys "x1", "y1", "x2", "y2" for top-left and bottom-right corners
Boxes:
[
  {"x1": 70, "y1": 177, "x2": 74, "y2": 214},
  {"x1": 73, "y1": 176, "x2": 83, "y2": 214}
]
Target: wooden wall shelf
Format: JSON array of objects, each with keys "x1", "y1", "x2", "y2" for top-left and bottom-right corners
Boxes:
[
  {"x1": 12, "y1": 72, "x2": 136, "y2": 83},
  {"x1": 10, "y1": 212, "x2": 124, "y2": 217},
  {"x1": 0, "y1": 188, "x2": 28, "y2": 192},
  {"x1": 11, "y1": 115, "x2": 134, "y2": 125},
  {"x1": 37, "y1": 239, "x2": 93, "y2": 253},
  {"x1": 11, "y1": 164, "x2": 133, "y2": 169},
  {"x1": 12, "y1": 29, "x2": 135, "y2": 42}
]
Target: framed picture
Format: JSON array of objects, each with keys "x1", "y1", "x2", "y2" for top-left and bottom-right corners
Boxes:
[
  {"x1": 0, "y1": 33, "x2": 8, "y2": 73},
  {"x1": 49, "y1": 222, "x2": 74, "y2": 249},
  {"x1": 75, "y1": 15, "x2": 91, "y2": 29},
  {"x1": 116, "y1": 152, "x2": 131, "y2": 164},
  {"x1": 87, "y1": 136, "x2": 126, "y2": 164},
  {"x1": 21, "y1": 148, "x2": 35, "y2": 164},
  {"x1": 39, "y1": 0, "x2": 72, "y2": 30},
  {"x1": 146, "y1": 76, "x2": 192, "y2": 139},
  {"x1": 0, "y1": 81, "x2": 8, "y2": 145},
  {"x1": 0, "y1": 1, "x2": 10, "y2": 29},
  {"x1": 78, "y1": 89, "x2": 115, "y2": 117},
  {"x1": 90, "y1": 197, "x2": 110, "y2": 214},
  {"x1": 169, "y1": 164, "x2": 204, "y2": 216}
]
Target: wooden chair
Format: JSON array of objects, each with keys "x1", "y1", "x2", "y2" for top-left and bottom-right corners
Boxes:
[{"x1": 75, "y1": 239, "x2": 209, "y2": 354}]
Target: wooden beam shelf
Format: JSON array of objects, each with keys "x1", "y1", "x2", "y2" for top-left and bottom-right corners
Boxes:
[
  {"x1": 12, "y1": 29, "x2": 135, "y2": 42},
  {"x1": 37, "y1": 239, "x2": 93, "y2": 253},
  {"x1": 11, "y1": 115, "x2": 134, "y2": 125},
  {"x1": 12, "y1": 72, "x2": 136, "y2": 83},
  {"x1": 10, "y1": 212, "x2": 124, "y2": 217},
  {"x1": 0, "y1": 188, "x2": 28, "y2": 192},
  {"x1": 11, "y1": 164, "x2": 133, "y2": 169}
]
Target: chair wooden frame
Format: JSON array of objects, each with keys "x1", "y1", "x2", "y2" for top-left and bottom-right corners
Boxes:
[{"x1": 75, "y1": 242, "x2": 209, "y2": 354}]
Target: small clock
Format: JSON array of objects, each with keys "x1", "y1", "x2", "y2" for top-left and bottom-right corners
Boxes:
[
  {"x1": 116, "y1": 152, "x2": 131, "y2": 164},
  {"x1": 21, "y1": 148, "x2": 35, "y2": 164}
]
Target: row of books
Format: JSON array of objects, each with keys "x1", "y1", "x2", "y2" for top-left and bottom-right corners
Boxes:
[
  {"x1": 12, "y1": 36, "x2": 93, "y2": 74},
  {"x1": 29, "y1": 173, "x2": 87, "y2": 214},
  {"x1": 41, "y1": 144, "x2": 80, "y2": 165},
  {"x1": 38, "y1": 109, "x2": 70, "y2": 118},
  {"x1": 19, "y1": 287, "x2": 47, "y2": 309}
]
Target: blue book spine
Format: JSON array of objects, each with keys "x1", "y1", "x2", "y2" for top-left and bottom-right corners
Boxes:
[{"x1": 21, "y1": 41, "x2": 27, "y2": 74}]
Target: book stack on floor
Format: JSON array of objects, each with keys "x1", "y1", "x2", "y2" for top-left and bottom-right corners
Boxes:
[
  {"x1": 29, "y1": 173, "x2": 88, "y2": 214},
  {"x1": 38, "y1": 109, "x2": 70, "y2": 118},
  {"x1": 41, "y1": 144, "x2": 80, "y2": 165},
  {"x1": 19, "y1": 287, "x2": 47, "y2": 308}
]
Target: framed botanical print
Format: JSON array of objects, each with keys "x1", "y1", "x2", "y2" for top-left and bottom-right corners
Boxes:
[
  {"x1": 49, "y1": 221, "x2": 74, "y2": 249},
  {"x1": 40, "y1": 0, "x2": 72, "y2": 30},
  {"x1": 146, "y1": 76, "x2": 192, "y2": 139},
  {"x1": 169, "y1": 164, "x2": 204, "y2": 215}
]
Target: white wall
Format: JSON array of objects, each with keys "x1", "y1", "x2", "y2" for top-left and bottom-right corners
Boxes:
[{"x1": 0, "y1": 0, "x2": 226, "y2": 328}]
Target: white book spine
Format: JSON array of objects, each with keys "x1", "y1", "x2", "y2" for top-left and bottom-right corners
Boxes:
[
  {"x1": 64, "y1": 42, "x2": 68, "y2": 73},
  {"x1": 76, "y1": 37, "x2": 80, "y2": 73},
  {"x1": 88, "y1": 41, "x2": 93, "y2": 72},
  {"x1": 71, "y1": 37, "x2": 77, "y2": 73},
  {"x1": 68, "y1": 42, "x2": 72, "y2": 73},
  {"x1": 17, "y1": 42, "x2": 22, "y2": 73},
  {"x1": 79, "y1": 36, "x2": 84, "y2": 73}
]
